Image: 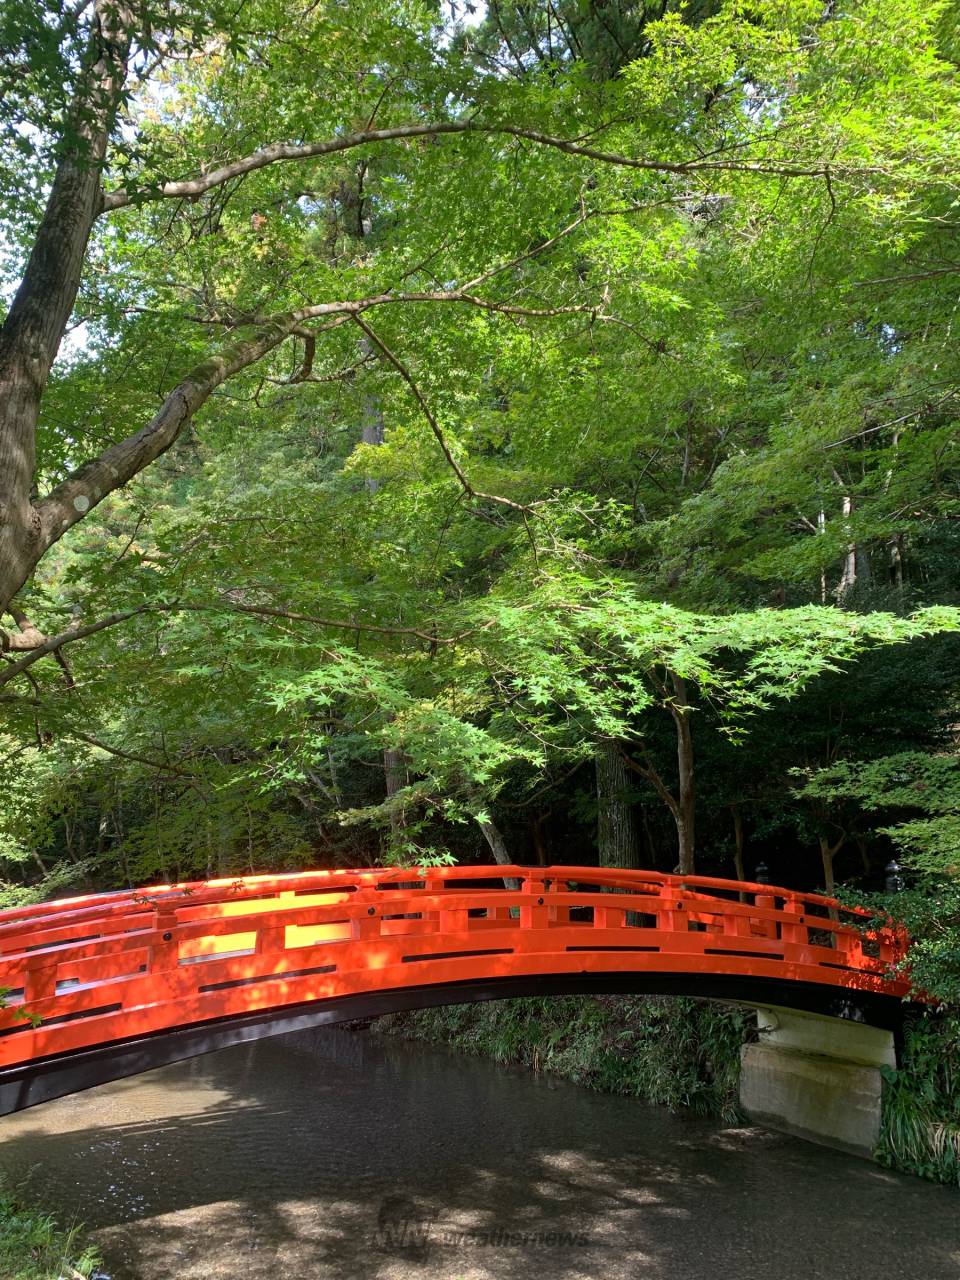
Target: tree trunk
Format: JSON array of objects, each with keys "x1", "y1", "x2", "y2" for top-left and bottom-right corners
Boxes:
[
  {"x1": 479, "y1": 814, "x2": 520, "y2": 891},
  {"x1": 670, "y1": 675, "x2": 696, "y2": 875},
  {"x1": 530, "y1": 812, "x2": 548, "y2": 866},
  {"x1": 595, "y1": 740, "x2": 639, "y2": 868},
  {"x1": 819, "y1": 835, "x2": 834, "y2": 896},
  {"x1": 889, "y1": 533, "x2": 905, "y2": 590},
  {"x1": 640, "y1": 805, "x2": 658, "y2": 868},
  {"x1": 856, "y1": 835, "x2": 871, "y2": 876},
  {"x1": 479, "y1": 817, "x2": 511, "y2": 865},
  {"x1": 818, "y1": 833, "x2": 844, "y2": 897},
  {"x1": 731, "y1": 805, "x2": 747, "y2": 902},
  {"x1": 817, "y1": 508, "x2": 827, "y2": 603},
  {"x1": 383, "y1": 747, "x2": 407, "y2": 839},
  {"x1": 837, "y1": 494, "x2": 858, "y2": 600},
  {"x1": 0, "y1": 3, "x2": 133, "y2": 614},
  {"x1": 359, "y1": 336, "x2": 385, "y2": 492}
]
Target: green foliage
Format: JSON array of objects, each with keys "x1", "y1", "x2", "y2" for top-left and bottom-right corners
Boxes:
[
  {"x1": 2, "y1": 0, "x2": 960, "y2": 1019},
  {"x1": 803, "y1": 752, "x2": 960, "y2": 1002},
  {"x1": 379, "y1": 995, "x2": 749, "y2": 1120},
  {"x1": 2, "y1": 0, "x2": 960, "y2": 1186},
  {"x1": 803, "y1": 752, "x2": 960, "y2": 874},
  {"x1": 878, "y1": 1013, "x2": 960, "y2": 1185},
  {"x1": 0, "y1": 1178, "x2": 100, "y2": 1280}
]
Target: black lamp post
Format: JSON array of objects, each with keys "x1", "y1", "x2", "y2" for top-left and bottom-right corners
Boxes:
[
  {"x1": 755, "y1": 861, "x2": 770, "y2": 885},
  {"x1": 885, "y1": 859, "x2": 905, "y2": 894}
]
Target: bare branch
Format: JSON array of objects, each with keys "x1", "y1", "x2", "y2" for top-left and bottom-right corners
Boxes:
[
  {"x1": 194, "y1": 599, "x2": 457, "y2": 644},
  {"x1": 619, "y1": 745, "x2": 681, "y2": 821}
]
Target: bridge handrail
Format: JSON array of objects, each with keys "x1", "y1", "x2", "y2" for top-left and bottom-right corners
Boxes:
[
  {"x1": 0, "y1": 863, "x2": 875, "y2": 930},
  {"x1": 0, "y1": 866, "x2": 911, "y2": 1078}
]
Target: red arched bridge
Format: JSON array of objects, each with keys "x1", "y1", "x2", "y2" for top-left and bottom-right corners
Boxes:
[{"x1": 0, "y1": 865, "x2": 910, "y2": 1114}]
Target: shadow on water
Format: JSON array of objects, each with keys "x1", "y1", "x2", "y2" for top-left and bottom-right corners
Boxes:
[{"x1": 0, "y1": 1025, "x2": 958, "y2": 1279}]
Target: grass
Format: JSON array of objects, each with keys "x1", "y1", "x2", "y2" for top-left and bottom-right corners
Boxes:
[
  {"x1": 378, "y1": 994, "x2": 751, "y2": 1122},
  {"x1": 0, "y1": 1178, "x2": 101, "y2": 1280}
]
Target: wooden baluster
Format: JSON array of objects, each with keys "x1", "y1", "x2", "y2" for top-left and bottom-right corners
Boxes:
[
  {"x1": 486, "y1": 904, "x2": 515, "y2": 925},
  {"x1": 350, "y1": 897, "x2": 381, "y2": 941},
  {"x1": 257, "y1": 916, "x2": 287, "y2": 957},
  {"x1": 753, "y1": 892, "x2": 777, "y2": 940},
  {"x1": 423, "y1": 875, "x2": 445, "y2": 934},
  {"x1": 152, "y1": 908, "x2": 179, "y2": 971},
  {"x1": 656, "y1": 885, "x2": 684, "y2": 936},
  {"x1": 835, "y1": 919, "x2": 864, "y2": 969},
  {"x1": 779, "y1": 897, "x2": 806, "y2": 956},
  {"x1": 593, "y1": 902, "x2": 617, "y2": 930},
  {"x1": 548, "y1": 879, "x2": 569, "y2": 926},
  {"x1": 722, "y1": 905, "x2": 751, "y2": 939},
  {"x1": 520, "y1": 877, "x2": 548, "y2": 932}
]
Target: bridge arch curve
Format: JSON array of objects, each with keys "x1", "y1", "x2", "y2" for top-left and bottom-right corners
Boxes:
[{"x1": 0, "y1": 866, "x2": 910, "y2": 1115}]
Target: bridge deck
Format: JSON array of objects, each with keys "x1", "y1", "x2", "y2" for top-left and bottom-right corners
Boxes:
[{"x1": 0, "y1": 865, "x2": 910, "y2": 1112}]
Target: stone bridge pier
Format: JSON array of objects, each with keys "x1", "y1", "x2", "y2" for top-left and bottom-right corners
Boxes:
[{"x1": 740, "y1": 1007, "x2": 896, "y2": 1160}]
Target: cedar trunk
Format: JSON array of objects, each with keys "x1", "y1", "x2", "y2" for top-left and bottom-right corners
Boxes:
[{"x1": 596, "y1": 740, "x2": 640, "y2": 869}]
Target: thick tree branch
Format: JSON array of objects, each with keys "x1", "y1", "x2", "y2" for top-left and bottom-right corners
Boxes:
[
  {"x1": 293, "y1": 291, "x2": 594, "y2": 324},
  {"x1": 2, "y1": 609, "x2": 47, "y2": 651},
  {"x1": 100, "y1": 120, "x2": 856, "y2": 213},
  {"x1": 35, "y1": 319, "x2": 300, "y2": 550},
  {"x1": 33, "y1": 286, "x2": 576, "y2": 556},
  {"x1": 0, "y1": 608, "x2": 151, "y2": 688}
]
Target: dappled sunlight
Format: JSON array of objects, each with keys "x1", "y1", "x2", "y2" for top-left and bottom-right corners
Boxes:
[{"x1": 4, "y1": 1027, "x2": 958, "y2": 1279}]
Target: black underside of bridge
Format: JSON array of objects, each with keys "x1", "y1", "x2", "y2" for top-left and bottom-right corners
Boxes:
[{"x1": 0, "y1": 972, "x2": 908, "y2": 1116}]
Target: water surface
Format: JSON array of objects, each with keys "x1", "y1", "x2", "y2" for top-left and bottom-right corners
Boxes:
[{"x1": 0, "y1": 1026, "x2": 957, "y2": 1279}]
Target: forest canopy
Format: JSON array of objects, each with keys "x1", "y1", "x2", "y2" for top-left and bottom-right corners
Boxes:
[{"x1": 1, "y1": 0, "x2": 959, "y2": 1000}]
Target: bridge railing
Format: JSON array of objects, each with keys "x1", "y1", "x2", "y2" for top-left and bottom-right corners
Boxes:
[{"x1": 0, "y1": 866, "x2": 910, "y2": 1071}]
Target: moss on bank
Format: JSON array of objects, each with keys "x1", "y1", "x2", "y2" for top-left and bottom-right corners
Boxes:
[
  {"x1": 378, "y1": 995, "x2": 750, "y2": 1122},
  {"x1": 878, "y1": 1012, "x2": 960, "y2": 1186},
  {"x1": 0, "y1": 1179, "x2": 100, "y2": 1280}
]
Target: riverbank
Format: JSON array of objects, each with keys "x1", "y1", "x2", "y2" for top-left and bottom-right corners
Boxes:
[
  {"x1": 378, "y1": 996, "x2": 960, "y2": 1185},
  {"x1": 377, "y1": 995, "x2": 751, "y2": 1122},
  {"x1": 0, "y1": 1177, "x2": 100, "y2": 1280}
]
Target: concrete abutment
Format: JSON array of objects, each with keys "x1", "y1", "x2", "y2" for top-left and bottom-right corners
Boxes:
[{"x1": 739, "y1": 1008, "x2": 896, "y2": 1160}]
